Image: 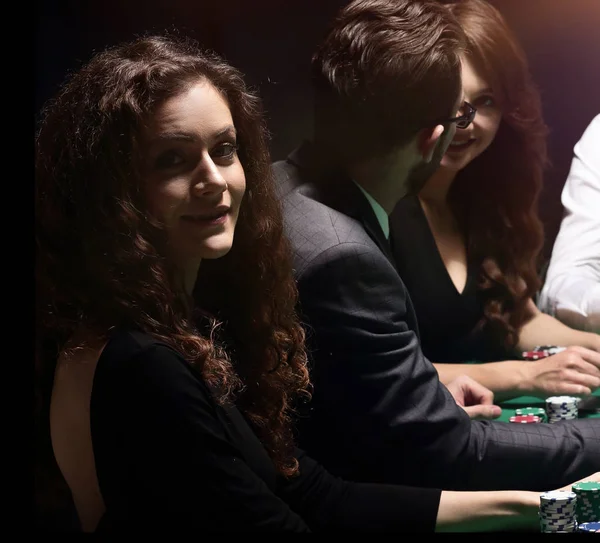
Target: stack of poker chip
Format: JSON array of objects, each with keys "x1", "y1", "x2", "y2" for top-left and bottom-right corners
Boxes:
[
  {"x1": 539, "y1": 490, "x2": 577, "y2": 533},
  {"x1": 573, "y1": 481, "x2": 600, "y2": 524},
  {"x1": 515, "y1": 406, "x2": 547, "y2": 422},
  {"x1": 545, "y1": 395, "x2": 579, "y2": 423},
  {"x1": 578, "y1": 521, "x2": 600, "y2": 533},
  {"x1": 509, "y1": 414, "x2": 542, "y2": 424},
  {"x1": 521, "y1": 345, "x2": 566, "y2": 361}
]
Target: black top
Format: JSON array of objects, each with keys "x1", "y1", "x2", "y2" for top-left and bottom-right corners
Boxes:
[
  {"x1": 389, "y1": 195, "x2": 516, "y2": 363},
  {"x1": 91, "y1": 328, "x2": 441, "y2": 532}
]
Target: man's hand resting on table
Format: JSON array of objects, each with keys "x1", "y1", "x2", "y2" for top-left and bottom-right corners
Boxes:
[{"x1": 446, "y1": 374, "x2": 502, "y2": 420}]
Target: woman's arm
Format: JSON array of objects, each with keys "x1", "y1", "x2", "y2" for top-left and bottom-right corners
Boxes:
[
  {"x1": 108, "y1": 341, "x2": 599, "y2": 533},
  {"x1": 436, "y1": 490, "x2": 539, "y2": 532},
  {"x1": 285, "y1": 449, "x2": 567, "y2": 533},
  {"x1": 518, "y1": 299, "x2": 600, "y2": 352},
  {"x1": 437, "y1": 470, "x2": 600, "y2": 532},
  {"x1": 434, "y1": 298, "x2": 600, "y2": 401},
  {"x1": 434, "y1": 360, "x2": 540, "y2": 403},
  {"x1": 435, "y1": 348, "x2": 600, "y2": 402},
  {"x1": 121, "y1": 345, "x2": 529, "y2": 533},
  {"x1": 433, "y1": 303, "x2": 600, "y2": 401}
]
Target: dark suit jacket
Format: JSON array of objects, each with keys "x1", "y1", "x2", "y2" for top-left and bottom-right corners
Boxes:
[{"x1": 273, "y1": 140, "x2": 600, "y2": 491}]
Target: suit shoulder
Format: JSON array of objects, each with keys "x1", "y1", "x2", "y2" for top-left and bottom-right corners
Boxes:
[
  {"x1": 283, "y1": 209, "x2": 384, "y2": 281},
  {"x1": 272, "y1": 158, "x2": 291, "y2": 182}
]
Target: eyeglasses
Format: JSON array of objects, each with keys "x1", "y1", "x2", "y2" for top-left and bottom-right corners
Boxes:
[{"x1": 437, "y1": 101, "x2": 477, "y2": 129}]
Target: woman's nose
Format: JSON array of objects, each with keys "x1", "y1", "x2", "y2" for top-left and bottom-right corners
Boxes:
[{"x1": 191, "y1": 159, "x2": 227, "y2": 197}]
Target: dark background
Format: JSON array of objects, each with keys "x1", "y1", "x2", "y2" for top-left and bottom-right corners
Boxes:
[{"x1": 35, "y1": 0, "x2": 600, "y2": 260}]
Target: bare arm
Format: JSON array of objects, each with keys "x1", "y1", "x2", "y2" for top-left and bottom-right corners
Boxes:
[
  {"x1": 435, "y1": 350, "x2": 600, "y2": 401},
  {"x1": 518, "y1": 299, "x2": 600, "y2": 352},
  {"x1": 434, "y1": 299, "x2": 600, "y2": 401},
  {"x1": 436, "y1": 490, "x2": 539, "y2": 532},
  {"x1": 555, "y1": 307, "x2": 600, "y2": 334},
  {"x1": 434, "y1": 360, "x2": 532, "y2": 402},
  {"x1": 436, "y1": 471, "x2": 600, "y2": 532}
]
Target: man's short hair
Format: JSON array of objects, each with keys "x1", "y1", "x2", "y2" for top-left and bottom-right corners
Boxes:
[{"x1": 312, "y1": 0, "x2": 465, "y2": 163}]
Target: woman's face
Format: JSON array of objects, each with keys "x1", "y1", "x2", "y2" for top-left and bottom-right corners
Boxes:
[
  {"x1": 141, "y1": 80, "x2": 246, "y2": 272},
  {"x1": 439, "y1": 55, "x2": 503, "y2": 172}
]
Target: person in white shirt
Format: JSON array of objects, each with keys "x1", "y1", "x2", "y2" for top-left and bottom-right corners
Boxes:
[{"x1": 539, "y1": 114, "x2": 600, "y2": 333}]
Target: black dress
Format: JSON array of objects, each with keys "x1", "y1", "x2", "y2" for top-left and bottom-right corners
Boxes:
[
  {"x1": 389, "y1": 195, "x2": 516, "y2": 363},
  {"x1": 90, "y1": 328, "x2": 441, "y2": 532}
]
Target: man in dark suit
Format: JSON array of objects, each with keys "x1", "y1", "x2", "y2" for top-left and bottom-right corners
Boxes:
[{"x1": 274, "y1": 0, "x2": 600, "y2": 491}]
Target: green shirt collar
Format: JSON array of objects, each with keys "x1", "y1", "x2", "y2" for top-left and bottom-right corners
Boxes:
[{"x1": 353, "y1": 181, "x2": 390, "y2": 240}]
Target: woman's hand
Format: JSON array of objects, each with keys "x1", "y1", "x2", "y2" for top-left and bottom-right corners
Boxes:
[{"x1": 521, "y1": 346, "x2": 600, "y2": 397}]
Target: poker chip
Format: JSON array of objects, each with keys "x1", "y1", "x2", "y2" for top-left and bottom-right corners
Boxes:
[
  {"x1": 521, "y1": 345, "x2": 566, "y2": 361},
  {"x1": 522, "y1": 350, "x2": 551, "y2": 361},
  {"x1": 533, "y1": 345, "x2": 567, "y2": 355},
  {"x1": 545, "y1": 395, "x2": 579, "y2": 423},
  {"x1": 539, "y1": 491, "x2": 578, "y2": 533},
  {"x1": 509, "y1": 414, "x2": 542, "y2": 423},
  {"x1": 515, "y1": 407, "x2": 547, "y2": 421},
  {"x1": 578, "y1": 521, "x2": 600, "y2": 533},
  {"x1": 572, "y1": 481, "x2": 600, "y2": 524}
]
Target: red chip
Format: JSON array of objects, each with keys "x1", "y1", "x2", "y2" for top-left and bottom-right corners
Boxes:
[
  {"x1": 509, "y1": 415, "x2": 542, "y2": 423},
  {"x1": 522, "y1": 350, "x2": 551, "y2": 361}
]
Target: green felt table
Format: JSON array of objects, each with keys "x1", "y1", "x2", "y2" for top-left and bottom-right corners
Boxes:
[{"x1": 497, "y1": 389, "x2": 600, "y2": 422}]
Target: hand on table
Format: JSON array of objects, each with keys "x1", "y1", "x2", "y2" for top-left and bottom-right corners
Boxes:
[
  {"x1": 446, "y1": 374, "x2": 502, "y2": 420},
  {"x1": 523, "y1": 346, "x2": 600, "y2": 397}
]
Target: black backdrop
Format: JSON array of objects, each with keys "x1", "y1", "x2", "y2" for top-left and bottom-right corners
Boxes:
[{"x1": 35, "y1": 0, "x2": 600, "y2": 260}]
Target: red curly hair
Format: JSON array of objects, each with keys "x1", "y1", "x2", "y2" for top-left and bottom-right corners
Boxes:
[
  {"x1": 35, "y1": 34, "x2": 311, "y2": 518},
  {"x1": 443, "y1": 0, "x2": 549, "y2": 348}
]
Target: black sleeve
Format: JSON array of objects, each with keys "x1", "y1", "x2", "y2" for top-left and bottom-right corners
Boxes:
[
  {"x1": 278, "y1": 448, "x2": 441, "y2": 532},
  {"x1": 97, "y1": 343, "x2": 441, "y2": 532},
  {"x1": 295, "y1": 242, "x2": 475, "y2": 488}
]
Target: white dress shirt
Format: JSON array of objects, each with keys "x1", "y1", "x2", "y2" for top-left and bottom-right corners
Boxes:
[{"x1": 539, "y1": 114, "x2": 600, "y2": 330}]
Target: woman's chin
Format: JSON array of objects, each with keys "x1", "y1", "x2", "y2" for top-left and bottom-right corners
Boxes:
[
  {"x1": 181, "y1": 241, "x2": 234, "y2": 263},
  {"x1": 201, "y1": 244, "x2": 234, "y2": 260},
  {"x1": 440, "y1": 149, "x2": 472, "y2": 171},
  {"x1": 439, "y1": 156, "x2": 464, "y2": 171}
]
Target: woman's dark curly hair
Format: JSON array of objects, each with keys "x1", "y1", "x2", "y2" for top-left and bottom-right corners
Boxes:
[
  {"x1": 444, "y1": 0, "x2": 549, "y2": 349},
  {"x1": 35, "y1": 34, "x2": 311, "y2": 511}
]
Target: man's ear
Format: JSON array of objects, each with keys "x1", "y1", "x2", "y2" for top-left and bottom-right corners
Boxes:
[{"x1": 417, "y1": 124, "x2": 446, "y2": 163}]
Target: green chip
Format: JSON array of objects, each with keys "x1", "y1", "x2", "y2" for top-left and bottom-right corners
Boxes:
[
  {"x1": 573, "y1": 482, "x2": 600, "y2": 492},
  {"x1": 515, "y1": 407, "x2": 547, "y2": 420},
  {"x1": 572, "y1": 481, "x2": 600, "y2": 523}
]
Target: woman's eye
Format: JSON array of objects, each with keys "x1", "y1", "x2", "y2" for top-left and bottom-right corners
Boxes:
[
  {"x1": 476, "y1": 95, "x2": 495, "y2": 108},
  {"x1": 212, "y1": 142, "x2": 238, "y2": 160},
  {"x1": 155, "y1": 150, "x2": 185, "y2": 169}
]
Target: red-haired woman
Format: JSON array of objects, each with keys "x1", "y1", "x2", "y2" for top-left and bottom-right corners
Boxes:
[{"x1": 390, "y1": 0, "x2": 600, "y2": 402}]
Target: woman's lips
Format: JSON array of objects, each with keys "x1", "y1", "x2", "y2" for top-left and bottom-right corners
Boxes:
[
  {"x1": 181, "y1": 211, "x2": 228, "y2": 226},
  {"x1": 446, "y1": 138, "x2": 476, "y2": 153}
]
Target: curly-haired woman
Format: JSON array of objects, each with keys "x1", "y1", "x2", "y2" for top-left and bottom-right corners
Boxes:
[{"x1": 35, "y1": 31, "x2": 597, "y2": 534}]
